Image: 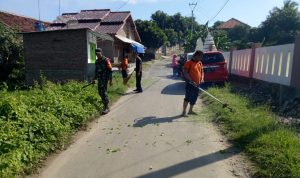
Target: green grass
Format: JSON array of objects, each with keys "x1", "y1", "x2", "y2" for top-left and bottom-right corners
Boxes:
[
  {"x1": 143, "y1": 60, "x2": 154, "y2": 70},
  {"x1": 0, "y1": 72, "x2": 134, "y2": 177},
  {"x1": 200, "y1": 85, "x2": 300, "y2": 178}
]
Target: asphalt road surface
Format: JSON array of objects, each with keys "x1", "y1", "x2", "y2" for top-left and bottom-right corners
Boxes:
[{"x1": 33, "y1": 59, "x2": 250, "y2": 178}]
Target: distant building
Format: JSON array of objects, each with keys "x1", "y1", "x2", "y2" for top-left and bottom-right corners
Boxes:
[
  {"x1": 217, "y1": 18, "x2": 250, "y2": 30},
  {"x1": 47, "y1": 9, "x2": 143, "y2": 63},
  {"x1": 0, "y1": 11, "x2": 49, "y2": 32}
]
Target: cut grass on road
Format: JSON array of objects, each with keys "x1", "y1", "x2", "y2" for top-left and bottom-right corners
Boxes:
[
  {"x1": 0, "y1": 73, "x2": 135, "y2": 178},
  {"x1": 199, "y1": 85, "x2": 300, "y2": 178}
]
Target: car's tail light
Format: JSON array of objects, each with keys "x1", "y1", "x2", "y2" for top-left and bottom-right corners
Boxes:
[{"x1": 220, "y1": 63, "x2": 226, "y2": 68}]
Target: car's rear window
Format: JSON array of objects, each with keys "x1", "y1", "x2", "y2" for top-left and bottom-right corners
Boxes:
[{"x1": 202, "y1": 53, "x2": 225, "y2": 64}]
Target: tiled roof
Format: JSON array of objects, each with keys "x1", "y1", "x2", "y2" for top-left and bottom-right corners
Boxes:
[
  {"x1": 55, "y1": 9, "x2": 110, "y2": 23},
  {"x1": 48, "y1": 9, "x2": 131, "y2": 35},
  {"x1": 77, "y1": 9, "x2": 110, "y2": 20},
  {"x1": 47, "y1": 22, "x2": 99, "y2": 31},
  {"x1": 217, "y1": 18, "x2": 249, "y2": 29},
  {"x1": 55, "y1": 14, "x2": 77, "y2": 23},
  {"x1": 46, "y1": 9, "x2": 141, "y2": 42},
  {"x1": 66, "y1": 22, "x2": 99, "y2": 30},
  {"x1": 95, "y1": 23, "x2": 123, "y2": 34},
  {"x1": 0, "y1": 11, "x2": 49, "y2": 32},
  {"x1": 102, "y1": 12, "x2": 130, "y2": 22}
]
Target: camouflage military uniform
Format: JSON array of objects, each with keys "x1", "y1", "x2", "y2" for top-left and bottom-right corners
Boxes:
[{"x1": 95, "y1": 56, "x2": 112, "y2": 109}]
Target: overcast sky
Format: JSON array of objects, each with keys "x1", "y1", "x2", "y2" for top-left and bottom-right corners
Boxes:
[{"x1": 0, "y1": 0, "x2": 299, "y2": 27}]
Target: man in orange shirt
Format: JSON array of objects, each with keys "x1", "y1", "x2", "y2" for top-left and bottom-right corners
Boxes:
[
  {"x1": 119, "y1": 55, "x2": 129, "y2": 85},
  {"x1": 182, "y1": 50, "x2": 204, "y2": 116}
]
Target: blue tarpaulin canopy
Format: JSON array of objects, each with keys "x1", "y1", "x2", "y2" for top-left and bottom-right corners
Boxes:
[
  {"x1": 131, "y1": 43, "x2": 145, "y2": 54},
  {"x1": 115, "y1": 35, "x2": 145, "y2": 54}
]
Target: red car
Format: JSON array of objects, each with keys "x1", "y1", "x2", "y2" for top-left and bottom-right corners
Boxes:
[{"x1": 202, "y1": 51, "x2": 228, "y2": 84}]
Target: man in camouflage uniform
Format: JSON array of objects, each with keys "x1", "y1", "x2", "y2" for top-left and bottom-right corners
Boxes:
[{"x1": 93, "y1": 48, "x2": 113, "y2": 115}]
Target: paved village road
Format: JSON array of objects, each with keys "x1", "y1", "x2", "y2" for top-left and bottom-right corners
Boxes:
[{"x1": 33, "y1": 59, "x2": 250, "y2": 178}]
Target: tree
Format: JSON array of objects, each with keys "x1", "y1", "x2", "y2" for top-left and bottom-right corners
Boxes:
[
  {"x1": 164, "y1": 29, "x2": 178, "y2": 46},
  {"x1": 212, "y1": 30, "x2": 231, "y2": 51},
  {"x1": 183, "y1": 25, "x2": 207, "y2": 52},
  {"x1": 228, "y1": 25, "x2": 251, "y2": 42},
  {"x1": 248, "y1": 27, "x2": 264, "y2": 44},
  {"x1": 151, "y1": 11, "x2": 170, "y2": 29},
  {"x1": 260, "y1": 0, "x2": 300, "y2": 45},
  {"x1": 169, "y1": 13, "x2": 189, "y2": 46},
  {"x1": 135, "y1": 20, "x2": 167, "y2": 50},
  {"x1": 212, "y1": 21, "x2": 224, "y2": 29},
  {"x1": 227, "y1": 25, "x2": 251, "y2": 49},
  {"x1": 151, "y1": 11, "x2": 203, "y2": 47},
  {"x1": 0, "y1": 22, "x2": 24, "y2": 87}
]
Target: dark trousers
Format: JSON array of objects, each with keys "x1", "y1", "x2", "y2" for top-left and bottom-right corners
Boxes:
[
  {"x1": 173, "y1": 67, "x2": 178, "y2": 76},
  {"x1": 98, "y1": 80, "x2": 109, "y2": 107},
  {"x1": 136, "y1": 72, "x2": 142, "y2": 91},
  {"x1": 184, "y1": 82, "x2": 200, "y2": 105}
]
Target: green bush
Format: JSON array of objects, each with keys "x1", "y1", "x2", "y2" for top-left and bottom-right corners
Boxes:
[
  {"x1": 202, "y1": 85, "x2": 300, "y2": 178},
  {"x1": 0, "y1": 72, "x2": 131, "y2": 177},
  {"x1": 0, "y1": 22, "x2": 24, "y2": 88}
]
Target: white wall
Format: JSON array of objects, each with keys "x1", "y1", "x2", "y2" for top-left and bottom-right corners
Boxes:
[
  {"x1": 253, "y1": 44, "x2": 294, "y2": 86},
  {"x1": 231, "y1": 49, "x2": 252, "y2": 78},
  {"x1": 223, "y1": 51, "x2": 231, "y2": 71}
]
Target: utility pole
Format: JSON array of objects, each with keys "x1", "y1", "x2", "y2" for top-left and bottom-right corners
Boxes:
[{"x1": 189, "y1": 2, "x2": 197, "y2": 36}]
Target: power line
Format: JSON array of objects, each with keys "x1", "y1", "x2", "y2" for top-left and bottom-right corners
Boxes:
[
  {"x1": 116, "y1": 0, "x2": 130, "y2": 11},
  {"x1": 196, "y1": 6, "x2": 211, "y2": 24},
  {"x1": 193, "y1": 0, "x2": 213, "y2": 25},
  {"x1": 208, "y1": 0, "x2": 230, "y2": 23}
]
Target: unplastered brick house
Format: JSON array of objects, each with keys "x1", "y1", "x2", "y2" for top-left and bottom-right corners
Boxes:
[
  {"x1": 47, "y1": 9, "x2": 142, "y2": 63},
  {"x1": 22, "y1": 28, "x2": 113, "y2": 84}
]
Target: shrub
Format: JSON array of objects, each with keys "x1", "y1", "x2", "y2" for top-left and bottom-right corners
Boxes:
[
  {"x1": 0, "y1": 72, "x2": 130, "y2": 177},
  {"x1": 202, "y1": 85, "x2": 300, "y2": 177}
]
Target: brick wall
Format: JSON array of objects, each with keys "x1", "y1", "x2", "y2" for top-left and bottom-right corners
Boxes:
[{"x1": 23, "y1": 29, "x2": 88, "y2": 84}]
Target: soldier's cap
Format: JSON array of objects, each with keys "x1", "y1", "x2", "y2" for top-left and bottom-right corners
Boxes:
[{"x1": 95, "y1": 48, "x2": 102, "y2": 54}]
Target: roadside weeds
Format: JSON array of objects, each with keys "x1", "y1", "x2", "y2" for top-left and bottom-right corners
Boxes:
[{"x1": 197, "y1": 84, "x2": 300, "y2": 178}]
